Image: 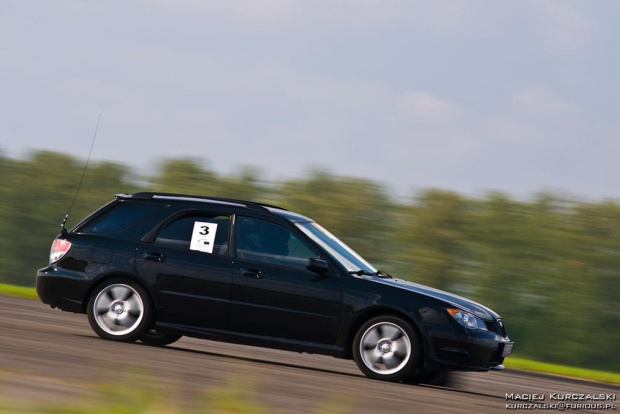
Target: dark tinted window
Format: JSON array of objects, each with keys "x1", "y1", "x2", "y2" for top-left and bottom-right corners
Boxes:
[
  {"x1": 236, "y1": 217, "x2": 315, "y2": 268},
  {"x1": 156, "y1": 214, "x2": 230, "y2": 255},
  {"x1": 80, "y1": 202, "x2": 162, "y2": 235}
]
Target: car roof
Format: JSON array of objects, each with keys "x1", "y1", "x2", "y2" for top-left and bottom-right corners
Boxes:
[
  {"x1": 263, "y1": 207, "x2": 313, "y2": 223},
  {"x1": 116, "y1": 192, "x2": 313, "y2": 223}
]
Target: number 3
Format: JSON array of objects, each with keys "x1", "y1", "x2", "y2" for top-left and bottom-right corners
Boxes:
[{"x1": 199, "y1": 226, "x2": 209, "y2": 235}]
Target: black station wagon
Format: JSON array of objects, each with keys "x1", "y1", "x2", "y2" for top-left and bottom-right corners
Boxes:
[{"x1": 36, "y1": 192, "x2": 513, "y2": 383}]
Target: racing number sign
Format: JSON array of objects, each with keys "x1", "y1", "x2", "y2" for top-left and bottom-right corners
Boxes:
[{"x1": 189, "y1": 221, "x2": 218, "y2": 253}]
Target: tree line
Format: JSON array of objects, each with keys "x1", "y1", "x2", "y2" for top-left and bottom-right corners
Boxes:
[{"x1": 1, "y1": 150, "x2": 618, "y2": 372}]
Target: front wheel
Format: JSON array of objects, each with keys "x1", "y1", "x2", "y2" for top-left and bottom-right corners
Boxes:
[
  {"x1": 87, "y1": 279, "x2": 153, "y2": 343},
  {"x1": 353, "y1": 315, "x2": 422, "y2": 382}
]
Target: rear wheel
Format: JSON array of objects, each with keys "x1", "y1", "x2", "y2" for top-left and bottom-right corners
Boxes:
[
  {"x1": 353, "y1": 315, "x2": 422, "y2": 382},
  {"x1": 87, "y1": 279, "x2": 153, "y2": 343},
  {"x1": 140, "y1": 330, "x2": 182, "y2": 347}
]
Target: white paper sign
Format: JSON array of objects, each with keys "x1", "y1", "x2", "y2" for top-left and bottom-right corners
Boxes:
[{"x1": 189, "y1": 221, "x2": 218, "y2": 253}]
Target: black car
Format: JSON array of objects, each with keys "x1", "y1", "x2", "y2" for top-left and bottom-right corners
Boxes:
[{"x1": 36, "y1": 192, "x2": 513, "y2": 383}]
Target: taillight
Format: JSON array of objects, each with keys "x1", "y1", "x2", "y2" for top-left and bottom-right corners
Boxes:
[{"x1": 50, "y1": 239, "x2": 72, "y2": 264}]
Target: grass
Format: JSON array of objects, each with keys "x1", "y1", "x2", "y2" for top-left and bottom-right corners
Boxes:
[
  {"x1": 0, "y1": 370, "x2": 351, "y2": 414},
  {"x1": 0, "y1": 283, "x2": 37, "y2": 300},
  {"x1": 506, "y1": 356, "x2": 620, "y2": 385},
  {"x1": 1, "y1": 283, "x2": 618, "y2": 386}
]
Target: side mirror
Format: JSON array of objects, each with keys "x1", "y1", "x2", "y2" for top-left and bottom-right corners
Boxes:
[{"x1": 306, "y1": 258, "x2": 329, "y2": 274}]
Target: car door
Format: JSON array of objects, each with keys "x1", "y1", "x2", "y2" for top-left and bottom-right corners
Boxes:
[
  {"x1": 230, "y1": 216, "x2": 342, "y2": 345},
  {"x1": 136, "y1": 212, "x2": 233, "y2": 330}
]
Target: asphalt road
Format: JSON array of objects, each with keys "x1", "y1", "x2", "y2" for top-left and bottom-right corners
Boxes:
[{"x1": 0, "y1": 295, "x2": 617, "y2": 413}]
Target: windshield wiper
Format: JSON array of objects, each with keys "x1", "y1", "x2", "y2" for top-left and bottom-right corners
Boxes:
[
  {"x1": 348, "y1": 269, "x2": 393, "y2": 278},
  {"x1": 348, "y1": 269, "x2": 375, "y2": 276},
  {"x1": 375, "y1": 270, "x2": 393, "y2": 278}
]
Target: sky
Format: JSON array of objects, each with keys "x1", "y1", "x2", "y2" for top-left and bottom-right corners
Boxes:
[{"x1": 1, "y1": 1, "x2": 619, "y2": 199}]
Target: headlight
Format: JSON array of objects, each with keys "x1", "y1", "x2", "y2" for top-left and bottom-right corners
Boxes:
[{"x1": 447, "y1": 308, "x2": 487, "y2": 331}]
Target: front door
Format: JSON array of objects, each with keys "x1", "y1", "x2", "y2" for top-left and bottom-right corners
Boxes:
[
  {"x1": 136, "y1": 212, "x2": 232, "y2": 330},
  {"x1": 230, "y1": 216, "x2": 342, "y2": 345}
]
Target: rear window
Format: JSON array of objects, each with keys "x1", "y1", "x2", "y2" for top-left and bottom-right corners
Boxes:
[{"x1": 79, "y1": 202, "x2": 162, "y2": 235}]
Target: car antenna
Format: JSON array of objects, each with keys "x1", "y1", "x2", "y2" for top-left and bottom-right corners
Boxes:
[{"x1": 60, "y1": 114, "x2": 101, "y2": 237}]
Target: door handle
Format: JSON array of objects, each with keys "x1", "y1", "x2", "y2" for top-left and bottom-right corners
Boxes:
[
  {"x1": 242, "y1": 268, "x2": 263, "y2": 279},
  {"x1": 143, "y1": 252, "x2": 166, "y2": 262}
]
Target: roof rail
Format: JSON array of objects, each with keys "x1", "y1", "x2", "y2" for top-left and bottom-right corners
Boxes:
[{"x1": 129, "y1": 192, "x2": 288, "y2": 212}]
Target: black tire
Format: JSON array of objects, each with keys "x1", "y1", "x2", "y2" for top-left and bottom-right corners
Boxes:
[
  {"x1": 353, "y1": 315, "x2": 422, "y2": 382},
  {"x1": 87, "y1": 278, "x2": 154, "y2": 343},
  {"x1": 402, "y1": 370, "x2": 454, "y2": 387},
  {"x1": 140, "y1": 331, "x2": 182, "y2": 347},
  {"x1": 421, "y1": 371, "x2": 454, "y2": 387}
]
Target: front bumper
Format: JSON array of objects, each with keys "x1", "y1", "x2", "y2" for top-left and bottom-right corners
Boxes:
[{"x1": 424, "y1": 325, "x2": 513, "y2": 372}]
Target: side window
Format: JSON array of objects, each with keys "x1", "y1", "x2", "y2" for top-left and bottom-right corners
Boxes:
[
  {"x1": 235, "y1": 217, "x2": 316, "y2": 269},
  {"x1": 80, "y1": 202, "x2": 162, "y2": 235},
  {"x1": 156, "y1": 214, "x2": 230, "y2": 256}
]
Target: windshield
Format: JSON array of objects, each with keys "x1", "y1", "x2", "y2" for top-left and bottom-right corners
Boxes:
[{"x1": 296, "y1": 222, "x2": 377, "y2": 273}]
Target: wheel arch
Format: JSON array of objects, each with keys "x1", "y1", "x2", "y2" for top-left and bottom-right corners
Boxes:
[
  {"x1": 343, "y1": 306, "x2": 427, "y2": 363},
  {"x1": 81, "y1": 272, "x2": 156, "y2": 314}
]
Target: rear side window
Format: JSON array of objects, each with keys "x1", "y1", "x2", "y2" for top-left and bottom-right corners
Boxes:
[
  {"x1": 155, "y1": 214, "x2": 231, "y2": 255},
  {"x1": 79, "y1": 202, "x2": 162, "y2": 235}
]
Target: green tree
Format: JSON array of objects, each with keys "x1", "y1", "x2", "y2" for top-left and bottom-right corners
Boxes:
[{"x1": 1, "y1": 149, "x2": 619, "y2": 371}]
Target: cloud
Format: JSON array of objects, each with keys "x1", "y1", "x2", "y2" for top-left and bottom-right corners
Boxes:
[
  {"x1": 512, "y1": 86, "x2": 575, "y2": 115},
  {"x1": 1, "y1": 1, "x2": 616, "y2": 199},
  {"x1": 149, "y1": 0, "x2": 486, "y2": 33},
  {"x1": 402, "y1": 92, "x2": 463, "y2": 120},
  {"x1": 527, "y1": 0, "x2": 595, "y2": 53},
  {"x1": 482, "y1": 86, "x2": 578, "y2": 148},
  {"x1": 151, "y1": 0, "x2": 304, "y2": 26}
]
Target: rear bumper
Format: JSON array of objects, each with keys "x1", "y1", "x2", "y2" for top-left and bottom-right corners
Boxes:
[
  {"x1": 35, "y1": 269, "x2": 55, "y2": 305},
  {"x1": 425, "y1": 326, "x2": 513, "y2": 372},
  {"x1": 36, "y1": 266, "x2": 90, "y2": 313}
]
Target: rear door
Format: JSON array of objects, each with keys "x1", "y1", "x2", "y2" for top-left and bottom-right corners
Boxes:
[
  {"x1": 136, "y1": 212, "x2": 233, "y2": 330},
  {"x1": 230, "y1": 216, "x2": 342, "y2": 345}
]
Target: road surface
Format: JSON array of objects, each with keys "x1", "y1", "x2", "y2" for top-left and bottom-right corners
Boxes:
[{"x1": 0, "y1": 295, "x2": 617, "y2": 413}]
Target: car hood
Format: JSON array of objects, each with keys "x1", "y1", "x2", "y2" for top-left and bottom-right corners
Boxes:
[{"x1": 375, "y1": 277, "x2": 499, "y2": 320}]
